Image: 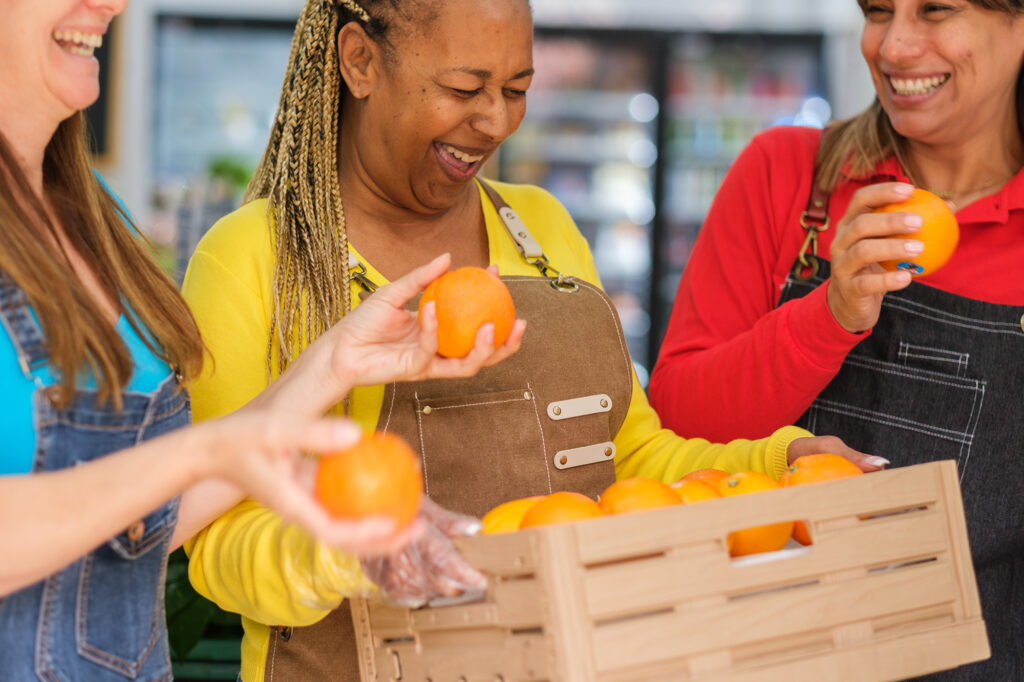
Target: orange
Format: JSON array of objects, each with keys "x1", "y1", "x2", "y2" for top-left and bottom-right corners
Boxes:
[
  {"x1": 418, "y1": 266, "x2": 516, "y2": 358},
  {"x1": 670, "y1": 479, "x2": 722, "y2": 505},
  {"x1": 313, "y1": 431, "x2": 422, "y2": 530},
  {"x1": 519, "y1": 491, "x2": 604, "y2": 529},
  {"x1": 780, "y1": 453, "x2": 863, "y2": 545},
  {"x1": 714, "y1": 471, "x2": 793, "y2": 557},
  {"x1": 678, "y1": 468, "x2": 731, "y2": 486},
  {"x1": 598, "y1": 478, "x2": 681, "y2": 515},
  {"x1": 875, "y1": 188, "x2": 959, "y2": 277},
  {"x1": 481, "y1": 496, "x2": 544, "y2": 534}
]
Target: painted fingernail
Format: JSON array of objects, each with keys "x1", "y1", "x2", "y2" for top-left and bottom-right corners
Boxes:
[
  {"x1": 903, "y1": 214, "x2": 923, "y2": 227},
  {"x1": 904, "y1": 240, "x2": 924, "y2": 255},
  {"x1": 867, "y1": 456, "x2": 890, "y2": 467}
]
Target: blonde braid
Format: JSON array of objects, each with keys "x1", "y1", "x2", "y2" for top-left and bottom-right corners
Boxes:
[{"x1": 246, "y1": 0, "x2": 354, "y2": 379}]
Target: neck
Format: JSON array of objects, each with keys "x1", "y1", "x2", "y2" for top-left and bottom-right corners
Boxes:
[{"x1": 0, "y1": 101, "x2": 61, "y2": 197}]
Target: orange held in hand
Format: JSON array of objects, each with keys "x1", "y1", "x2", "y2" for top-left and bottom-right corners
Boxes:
[
  {"x1": 314, "y1": 431, "x2": 423, "y2": 530},
  {"x1": 598, "y1": 478, "x2": 681, "y2": 515},
  {"x1": 481, "y1": 496, "x2": 544, "y2": 535},
  {"x1": 519, "y1": 491, "x2": 604, "y2": 529},
  {"x1": 715, "y1": 471, "x2": 793, "y2": 557},
  {"x1": 875, "y1": 188, "x2": 959, "y2": 277},
  {"x1": 780, "y1": 453, "x2": 864, "y2": 545},
  {"x1": 418, "y1": 266, "x2": 516, "y2": 358}
]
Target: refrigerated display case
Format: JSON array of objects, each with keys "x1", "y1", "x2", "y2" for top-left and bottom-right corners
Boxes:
[{"x1": 500, "y1": 29, "x2": 827, "y2": 382}]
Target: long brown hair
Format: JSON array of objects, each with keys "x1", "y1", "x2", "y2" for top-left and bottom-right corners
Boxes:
[
  {"x1": 0, "y1": 113, "x2": 204, "y2": 408},
  {"x1": 815, "y1": 0, "x2": 1024, "y2": 191}
]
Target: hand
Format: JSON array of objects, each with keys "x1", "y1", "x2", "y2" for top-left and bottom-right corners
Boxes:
[
  {"x1": 193, "y1": 410, "x2": 414, "y2": 557},
  {"x1": 360, "y1": 498, "x2": 487, "y2": 608},
  {"x1": 787, "y1": 435, "x2": 889, "y2": 472},
  {"x1": 325, "y1": 253, "x2": 526, "y2": 390},
  {"x1": 826, "y1": 182, "x2": 921, "y2": 333}
]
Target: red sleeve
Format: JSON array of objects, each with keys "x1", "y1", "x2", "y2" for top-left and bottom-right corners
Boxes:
[{"x1": 649, "y1": 128, "x2": 865, "y2": 441}]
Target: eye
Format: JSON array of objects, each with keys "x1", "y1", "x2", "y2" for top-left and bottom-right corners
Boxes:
[
  {"x1": 922, "y1": 2, "x2": 953, "y2": 15},
  {"x1": 503, "y1": 88, "x2": 527, "y2": 99},
  {"x1": 863, "y1": 2, "x2": 892, "y2": 18},
  {"x1": 450, "y1": 87, "x2": 482, "y2": 98}
]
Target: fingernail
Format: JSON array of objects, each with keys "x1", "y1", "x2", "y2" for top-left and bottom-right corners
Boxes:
[
  {"x1": 332, "y1": 422, "x2": 360, "y2": 441},
  {"x1": 895, "y1": 271, "x2": 912, "y2": 285},
  {"x1": 867, "y1": 456, "x2": 890, "y2": 467},
  {"x1": 904, "y1": 240, "x2": 924, "y2": 255},
  {"x1": 464, "y1": 521, "x2": 483, "y2": 536},
  {"x1": 903, "y1": 214, "x2": 923, "y2": 228},
  {"x1": 894, "y1": 183, "x2": 914, "y2": 196}
]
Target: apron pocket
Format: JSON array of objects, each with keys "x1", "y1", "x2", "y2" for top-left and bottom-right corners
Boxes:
[
  {"x1": 411, "y1": 388, "x2": 550, "y2": 517},
  {"x1": 800, "y1": 354, "x2": 985, "y2": 474}
]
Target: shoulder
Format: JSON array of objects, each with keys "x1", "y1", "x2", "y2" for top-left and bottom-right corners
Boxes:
[
  {"x1": 729, "y1": 126, "x2": 821, "y2": 203},
  {"x1": 482, "y1": 179, "x2": 573, "y2": 221},
  {"x1": 186, "y1": 199, "x2": 274, "y2": 295}
]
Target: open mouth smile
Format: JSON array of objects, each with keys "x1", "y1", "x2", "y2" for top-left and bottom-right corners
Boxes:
[
  {"x1": 435, "y1": 142, "x2": 485, "y2": 180},
  {"x1": 53, "y1": 30, "x2": 103, "y2": 58},
  {"x1": 889, "y1": 74, "x2": 950, "y2": 97}
]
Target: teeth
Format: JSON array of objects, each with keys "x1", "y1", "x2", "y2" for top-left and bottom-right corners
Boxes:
[
  {"x1": 53, "y1": 30, "x2": 103, "y2": 49},
  {"x1": 444, "y1": 144, "x2": 483, "y2": 164},
  {"x1": 890, "y1": 75, "x2": 948, "y2": 96}
]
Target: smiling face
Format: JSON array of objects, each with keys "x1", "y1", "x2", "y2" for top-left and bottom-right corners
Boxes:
[
  {"x1": 0, "y1": 0, "x2": 124, "y2": 132},
  {"x1": 349, "y1": 0, "x2": 534, "y2": 212},
  {"x1": 860, "y1": 0, "x2": 1024, "y2": 146}
]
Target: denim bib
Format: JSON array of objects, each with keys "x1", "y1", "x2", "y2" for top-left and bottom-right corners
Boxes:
[
  {"x1": 0, "y1": 276, "x2": 188, "y2": 681},
  {"x1": 779, "y1": 259, "x2": 1024, "y2": 681}
]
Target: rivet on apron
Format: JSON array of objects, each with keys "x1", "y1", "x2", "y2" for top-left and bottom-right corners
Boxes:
[
  {"x1": 604, "y1": 447, "x2": 613, "y2": 457},
  {"x1": 422, "y1": 405, "x2": 432, "y2": 415},
  {"x1": 600, "y1": 398, "x2": 609, "y2": 408},
  {"x1": 1020, "y1": 312, "x2": 1024, "y2": 333},
  {"x1": 127, "y1": 520, "x2": 145, "y2": 542},
  {"x1": 559, "y1": 456, "x2": 568, "y2": 465},
  {"x1": 524, "y1": 391, "x2": 531, "y2": 400},
  {"x1": 552, "y1": 406, "x2": 562, "y2": 416}
]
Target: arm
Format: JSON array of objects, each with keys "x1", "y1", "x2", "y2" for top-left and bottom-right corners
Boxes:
[{"x1": 648, "y1": 133, "x2": 865, "y2": 442}]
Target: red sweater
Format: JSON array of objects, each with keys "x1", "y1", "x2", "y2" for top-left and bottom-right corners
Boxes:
[{"x1": 649, "y1": 126, "x2": 1024, "y2": 442}]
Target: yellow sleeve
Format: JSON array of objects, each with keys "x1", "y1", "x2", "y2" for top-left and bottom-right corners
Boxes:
[
  {"x1": 552, "y1": 200, "x2": 812, "y2": 483},
  {"x1": 181, "y1": 205, "x2": 372, "y2": 628}
]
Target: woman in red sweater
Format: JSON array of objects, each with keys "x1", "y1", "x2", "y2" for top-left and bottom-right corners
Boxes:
[{"x1": 650, "y1": 1, "x2": 1024, "y2": 679}]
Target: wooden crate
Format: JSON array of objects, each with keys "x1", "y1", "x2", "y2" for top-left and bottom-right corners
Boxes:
[{"x1": 352, "y1": 461, "x2": 989, "y2": 681}]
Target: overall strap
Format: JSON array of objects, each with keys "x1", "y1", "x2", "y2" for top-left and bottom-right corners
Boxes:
[
  {"x1": 792, "y1": 131, "x2": 833, "y2": 282},
  {"x1": 0, "y1": 274, "x2": 50, "y2": 386}
]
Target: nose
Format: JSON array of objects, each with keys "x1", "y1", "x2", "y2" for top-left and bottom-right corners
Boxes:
[
  {"x1": 471, "y1": 90, "x2": 513, "y2": 143},
  {"x1": 85, "y1": 0, "x2": 130, "y2": 20},
  {"x1": 877, "y1": 13, "x2": 926, "y2": 63}
]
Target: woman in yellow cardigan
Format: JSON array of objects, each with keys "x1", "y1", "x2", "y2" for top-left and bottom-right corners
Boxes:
[{"x1": 181, "y1": 0, "x2": 883, "y2": 679}]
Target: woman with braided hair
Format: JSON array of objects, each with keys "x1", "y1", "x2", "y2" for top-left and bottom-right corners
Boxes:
[{"x1": 181, "y1": 1, "x2": 882, "y2": 679}]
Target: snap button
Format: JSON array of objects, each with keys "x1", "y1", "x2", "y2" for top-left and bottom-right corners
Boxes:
[
  {"x1": 604, "y1": 447, "x2": 613, "y2": 457},
  {"x1": 553, "y1": 406, "x2": 562, "y2": 416},
  {"x1": 600, "y1": 399, "x2": 609, "y2": 408},
  {"x1": 559, "y1": 456, "x2": 568, "y2": 465},
  {"x1": 422, "y1": 406, "x2": 432, "y2": 415},
  {"x1": 127, "y1": 520, "x2": 145, "y2": 542}
]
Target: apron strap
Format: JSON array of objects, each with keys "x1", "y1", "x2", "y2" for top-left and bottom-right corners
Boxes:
[
  {"x1": 0, "y1": 273, "x2": 50, "y2": 385},
  {"x1": 792, "y1": 132, "x2": 833, "y2": 282},
  {"x1": 348, "y1": 180, "x2": 580, "y2": 293}
]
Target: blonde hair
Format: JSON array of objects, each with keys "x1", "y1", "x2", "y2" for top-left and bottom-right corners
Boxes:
[
  {"x1": 816, "y1": 0, "x2": 1024, "y2": 192},
  {"x1": 246, "y1": 0, "x2": 406, "y2": 377},
  {"x1": 0, "y1": 114, "x2": 204, "y2": 408}
]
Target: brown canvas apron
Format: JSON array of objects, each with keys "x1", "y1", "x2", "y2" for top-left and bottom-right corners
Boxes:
[{"x1": 264, "y1": 183, "x2": 634, "y2": 681}]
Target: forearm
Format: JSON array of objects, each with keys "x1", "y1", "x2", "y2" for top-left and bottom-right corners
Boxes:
[
  {"x1": 247, "y1": 338, "x2": 353, "y2": 417},
  {"x1": 0, "y1": 427, "x2": 208, "y2": 596},
  {"x1": 651, "y1": 284, "x2": 861, "y2": 442}
]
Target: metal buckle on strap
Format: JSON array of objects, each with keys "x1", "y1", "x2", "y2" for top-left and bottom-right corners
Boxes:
[
  {"x1": 525, "y1": 255, "x2": 580, "y2": 293},
  {"x1": 793, "y1": 212, "x2": 830, "y2": 282},
  {"x1": 350, "y1": 260, "x2": 378, "y2": 293}
]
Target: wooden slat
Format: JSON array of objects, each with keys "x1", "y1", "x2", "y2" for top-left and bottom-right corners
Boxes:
[
  {"x1": 591, "y1": 561, "x2": 957, "y2": 673},
  {"x1": 573, "y1": 463, "x2": 944, "y2": 564},
  {"x1": 584, "y1": 509, "x2": 948, "y2": 619},
  {"x1": 387, "y1": 634, "x2": 551, "y2": 681},
  {"x1": 452, "y1": 530, "x2": 538, "y2": 576},
  {"x1": 937, "y1": 461, "x2": 984, "y2": 621}
]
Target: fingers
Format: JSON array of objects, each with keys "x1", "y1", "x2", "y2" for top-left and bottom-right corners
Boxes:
[
  {"x1": 370, "y1": 254, "x2": 452, "y2": 310},
  {"x1": 262, "y1": 415, "x2": 363, "y2": 455},
  {"x1": 483, "y1": 319, "x2": 525, "y2": 367},
  {"x1": 419, "y1": 497, "x2": 483, "y2": 537},
  {"x1": 786, "y1": 436, "x2": 890, "y2": 472}
]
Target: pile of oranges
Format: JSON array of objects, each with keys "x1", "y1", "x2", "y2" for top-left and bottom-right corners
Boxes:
[{"x1": 480, "y1": 453, "x2": 864, "y2": 558}]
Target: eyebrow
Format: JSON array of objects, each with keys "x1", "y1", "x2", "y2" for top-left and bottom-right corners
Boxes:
[{"x1": 449, "y1": 67, "x2": 535, "y2": 80}]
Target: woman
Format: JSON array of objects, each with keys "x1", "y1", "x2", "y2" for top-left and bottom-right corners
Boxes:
[
  {"x1": 650, "y1": 0, "x2": 1024, "y2": 678},
  {"x1": 0, "y1": 0, "x2": 517, "y2": 679},
  {"x1": 181, "y1": 1, "x2": 883, "y2": 680}
]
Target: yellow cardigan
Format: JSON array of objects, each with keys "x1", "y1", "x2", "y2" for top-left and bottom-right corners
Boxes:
[{"x1": 181, "y1": 180, "x2": 810, "y2": 682}]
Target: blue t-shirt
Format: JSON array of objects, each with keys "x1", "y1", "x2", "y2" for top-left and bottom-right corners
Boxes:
[{"x1": 0, "y1": 177, "x2": 171, "y2": 475}]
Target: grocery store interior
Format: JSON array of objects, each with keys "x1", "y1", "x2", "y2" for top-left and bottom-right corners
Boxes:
[
  {"x1": 95, "y1": 0, "x2": 876, "y2": 390},
  {"x1": 89, "y1": 0, "x2": 876, "y2": 675}
]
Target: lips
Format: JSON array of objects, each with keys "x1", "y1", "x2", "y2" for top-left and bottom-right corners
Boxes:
[
  {"x1": 888, "y1": 74, "x2": 950, "y2": 97},
  {"x1": 434, "y1": 142, "x2": 485, "y2": 180}
]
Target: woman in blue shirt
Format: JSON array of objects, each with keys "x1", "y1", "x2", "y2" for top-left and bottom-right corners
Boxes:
[{"x1": 0, "y1": 1, "x2": 518, "y2": 679}]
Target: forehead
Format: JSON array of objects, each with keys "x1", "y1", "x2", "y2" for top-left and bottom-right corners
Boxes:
[{"x1": 393, "y1": 0, "x2": 533, "y2": 57}]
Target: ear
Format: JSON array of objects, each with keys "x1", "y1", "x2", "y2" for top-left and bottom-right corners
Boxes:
[{"x1": 337, "y1": 22, "x2": 380, "y2": 99}]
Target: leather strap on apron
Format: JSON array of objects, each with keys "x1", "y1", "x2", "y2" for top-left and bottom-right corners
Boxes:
[
  {"x1": 777, "y1": 156, "x2": 1024, "y2": 681},
  {"x1": 266, "y1": 182, "x2": 634, "y2": 681}
]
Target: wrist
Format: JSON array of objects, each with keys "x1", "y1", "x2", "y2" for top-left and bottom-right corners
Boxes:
[{"x1": 180, "y1": 420, "x2": 220, "y2": 484}]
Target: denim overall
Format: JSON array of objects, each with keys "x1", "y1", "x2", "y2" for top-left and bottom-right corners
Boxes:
[
  {"x1": 779, "y1": 260, "x2": 1024, "y2": 680},
  {"x1": 0, "y1": 276, "x2": 188, "y2": 681}
]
